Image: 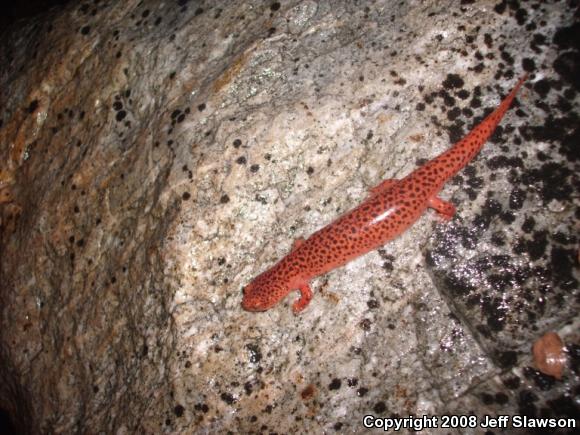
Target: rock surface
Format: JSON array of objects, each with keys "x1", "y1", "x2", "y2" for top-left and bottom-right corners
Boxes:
[{"x1": 0, "y1": 0, "x2": 578, "y2": 433}]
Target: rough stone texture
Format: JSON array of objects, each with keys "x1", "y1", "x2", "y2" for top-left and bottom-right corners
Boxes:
[{"x1": 0, "y1": 0, "x2": 578, "y2": 434}]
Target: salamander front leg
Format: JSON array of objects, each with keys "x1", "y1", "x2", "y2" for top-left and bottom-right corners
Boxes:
[
  {"x1": 292, "y1": 282, "x2": 313, "y2": 313},
  {"x1": 428, "y1": 196, "x2": 456, "y2": 221}
]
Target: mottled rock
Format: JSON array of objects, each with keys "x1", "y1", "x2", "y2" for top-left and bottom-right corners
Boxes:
[{"x1": 0, "y1": 0, "x2": 578, "y2": 433}]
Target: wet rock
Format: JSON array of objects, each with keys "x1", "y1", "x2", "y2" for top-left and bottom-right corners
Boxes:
[{"x1": 0, "y1": 0, "x2": 578, "y2": 433}]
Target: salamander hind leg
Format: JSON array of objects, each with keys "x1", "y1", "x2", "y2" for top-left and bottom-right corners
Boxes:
[
  {"x1": 292, "y1": 282, "x2": 313, "y2": 314},
  {"x1": 428, "y1": 196, "x2": 456, "y2": 221},
  {"x1": 370, "y1": 179, "x2": 398, "y2": 196}
]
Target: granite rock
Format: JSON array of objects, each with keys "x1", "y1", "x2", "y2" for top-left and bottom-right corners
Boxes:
[{"x1": 0, "y1": 0, "x2": 578, "y2": 433}]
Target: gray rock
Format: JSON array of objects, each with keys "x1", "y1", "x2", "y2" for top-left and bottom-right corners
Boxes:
[{"x1": 0, "y1": 0, "x2": 578, "y2": 433}]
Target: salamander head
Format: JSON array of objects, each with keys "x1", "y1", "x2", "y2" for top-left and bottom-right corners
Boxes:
[{"x1": 241, "y1": 269, "x2": 290, "y2": 312}]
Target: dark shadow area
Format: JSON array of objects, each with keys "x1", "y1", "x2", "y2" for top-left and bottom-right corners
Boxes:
[
  {"x1": 0, "y1": 1, "x2": 73, "y2": 35},
  {"x1": 0, "y1": 407, "x2": 16, "y2": 435}
]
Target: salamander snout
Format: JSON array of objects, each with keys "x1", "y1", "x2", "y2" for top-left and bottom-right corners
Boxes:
[
  {"x1": 241, "y1": 283, "x2": 270, "y2": 312},
  {"x1": 241, "y1": 272, "x2": 289, "y2": 312}
]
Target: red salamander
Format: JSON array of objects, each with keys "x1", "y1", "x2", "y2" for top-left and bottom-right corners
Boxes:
[{"x1": 242, "y1": 75, "x2": 527, "y2": 313}]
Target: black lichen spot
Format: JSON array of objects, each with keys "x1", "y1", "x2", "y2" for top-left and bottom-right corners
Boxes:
[
  {"x1": 373, "y1": 401, "x2": 386, "y2": 414},
  {"x1": 568, "y1": 344, "x2": 580, "y2": 374},
  {"x1": 547, "y1": 396, "x2": 579, "y2": 419},
  {"x1": 553, "y1": 51, "x2": 580, "y2": 91},
  {"x1": 553, "y1": 22, "x2": 580, "y2": 51},
  {"x1": 521, "y1": 216, "x2": 535, "y2": 233},
  {"x1": 531, "y1": 33, "x2": 547, "y2": 53},
  {"x1": 515, "y1": 8, "x2": 527, "y2": 26},
  {"x1": 357, "y1": 387, "x2": 368, "y2": 397},
  {"x1": 194, "y1": 402, "x2": 209, "y2": 413},
  {"x1": 491, "y1": 232, "x2": 505, "y2": 246},
  {"x1": 533, "y1": 79, "x2": 551, "y2": 98},
  {"x1": 197, "y1": 103, "x2": 206, "y2": 111},
  {"x1": 456, "y1": 89, "x2": 470, "y2": 100},
  {"x1": 220, "y1": 392, "x2": 235, "y2": 405},
  {"x1": 518, "y1": 390, "x2": 538, "y2": 417},
  {"x1": 270, "y1": 2, "x2": 281, "y2": 12},
  {"x1": 522, "y1": 58, "x2": 535, "y2": 72},
  {"x1": 171, "y1": 109, "x2": 181, "y2": 119},
  {"x1": 526, "y1": 231, "x2": 548, "y2": 261},
  {"x1": 250, "y1": 164, "x2": 260, "y2": 172},
  {"x1": 182, "y1": 192, "x2": 191, "y2": 200},
  {"x1": 80, "y1": 25, "x2": 91, "y2": 35},
  {"x1": 500, "y1": 49, "x2": 514, "y2": 65},
  {"x1": 447, "y1": 107, "x2": 461, "y2": 121},
  {"x1": 483, "y1": 33, "x2": 493, "y2": 48},
  {"x1": 482, "y1": 297, "x2": 507, "y2": 332},
  {"x1": 486, "y1": 155, "x2": 523, "y2": 170},
  {"x1": 115, "y1": 110, "x2": 127, "y2": 122},
  {"x1": 499, "y1": 211, "x2": 515, "y2": 224},
  {"x1": 472, "y1": 198, "x2": 502, "y2": 231},
  {"x1": 442, "y1": 74, "x2": 464, "y2": 90},
  {"x1": 441, "y1": 91, "x2": 455, "y2": 107},
  {"x1": 508, "y1": 187, "x2": 526, "y2": 210},
  {"x1": 194, "y1": 7, "x2": 204, "y2": 16},
  {"x1": 359, "y1": 318, "x2": 371, "y2": 331},
  {"x1": 519, "y1": 163, "x2": 573, "y2": 203},
  {"x1": 174, "y1": 404, "x2": 184, "y2": 417},
  {"x1": 367, "y1": 299, "x2": 379, "y2": 309},
  {"x1": 552, "y1": 231, "x2": 576, "y2": 245},
  {"x1": 26, "y1": 99, "x2": 39, "y2": 113},
  {"x1": 551, "y1": 247, "x2": 578, "y2": 290},
  {"x1": 495, "y1": 392, "x2": 509, "y2": 405},
  {"x1": 233, "y1": 138, "x2": 242, "y2": 148},
  {"x1": 328, "y1": 378, "x2": 341, "y2": 390},
  {"x1": 503, "y1": 376, "x2": 521, "y2": 390},
  {"x1": 496, "y1": 350, "x2": 518, "y2": 369},
  {"x1": 444, "y1": 273, "x2": 475, "y2": 297},
  {"x1": 246, "y1": 343, "x2": 262, "y2": 363},
  {"x1": 236, "y1": 156, "x2": 247, "y2": 164},
  {"x1": 524, "y1": 366, "x2": 556, "y2": 391},
  {"x1": 220, "y1": 194, "x2": 230, "y2": 204},
  {"x1": 480, "y1": 392, "x2": 494, "y2": 405},
  {"x1": 113, "y1": 101, "x2": 123, "y2": 111},
  {"x1": 306, "y1": 166, "x2": 314, "y2": 175},
  {"x1": 447, "y1": 123, "x2": 465, "y2": 143},
  {"x1": 244, "y1": 381, "x2": 253, "y2": 395}
]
